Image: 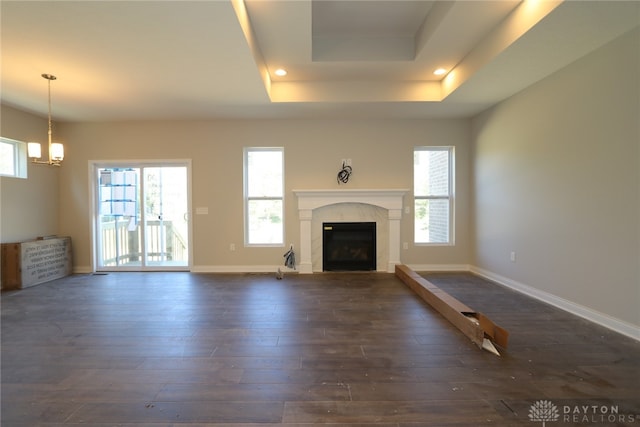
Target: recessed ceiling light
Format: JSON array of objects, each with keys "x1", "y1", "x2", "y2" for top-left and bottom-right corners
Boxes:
[
  {"x1": 274, "y1": 68, "x2": 287, "y2": 77},
  {"x1": 433, "y1": 68, "x2": 447, "y2": 76}
]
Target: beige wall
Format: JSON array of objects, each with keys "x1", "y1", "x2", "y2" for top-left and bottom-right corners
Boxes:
[
  {"x1": 471, "y1": 28, "x2": 639, "y2": 328},
  {"x1": 57, "y1": 118, "x2": 471, "y2": 272},
  {"x1": 1, "y1": 106, "x2": 60, "y2": 243}
]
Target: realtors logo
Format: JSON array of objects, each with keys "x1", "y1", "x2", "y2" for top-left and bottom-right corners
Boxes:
[
  {"x1": 529, "y1": 400, "x2": 560, "y2": 426},
  {"x1": 527, "y1": 400, "x2": 639, "y2": 425}
]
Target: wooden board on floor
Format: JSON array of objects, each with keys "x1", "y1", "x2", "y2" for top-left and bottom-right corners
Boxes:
[{"x1": 395, "y1": 264, "x2": 508, "y2": 350}]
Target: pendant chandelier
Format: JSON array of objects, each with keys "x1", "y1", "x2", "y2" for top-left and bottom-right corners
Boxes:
[{"x1": 27, "y1": 74, "x2": 64, "y2": 166}]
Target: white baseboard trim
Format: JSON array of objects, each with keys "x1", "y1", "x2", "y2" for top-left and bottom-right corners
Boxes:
[
  {"x1": 193, "y1": 265, "x2": 403, "y2": 274},
  {"x1": 192, "y1": 265, "x2": 298, "y2": 274},
  {"x1": 470, "y1": 266, "x2": 640, "y2": 342}
]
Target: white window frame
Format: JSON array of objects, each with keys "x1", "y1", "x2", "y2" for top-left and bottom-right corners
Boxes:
[
  {"x1": 413, "y1": 146, "x2": 455, "y2": 245},
  {"x1": 243, "y1": 147, "x2": 285, "y2": 247},
  {"x1": 0, "y1": 137, "x2": 28, "y2": 179}
]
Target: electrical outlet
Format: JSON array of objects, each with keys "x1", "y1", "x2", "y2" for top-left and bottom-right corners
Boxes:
[
  {"x1": 510, "y1": 251, "x2": 516, "y2": 262},
  {"x1": 403, "y1": 242, "x2": 409, "y2": 250},
  {"x1": 230, "y1": 243, "x2": 236, "y2": 251}
]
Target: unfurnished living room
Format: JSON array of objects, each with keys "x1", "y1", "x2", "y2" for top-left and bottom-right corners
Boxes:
[{"x1": 1, "y1": 1, "x2": 639, "y2": 426}]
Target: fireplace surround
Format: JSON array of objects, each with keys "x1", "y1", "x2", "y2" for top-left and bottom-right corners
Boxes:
[{"x1": 293, "y1": 189, "x2": 408, "y2": 274}]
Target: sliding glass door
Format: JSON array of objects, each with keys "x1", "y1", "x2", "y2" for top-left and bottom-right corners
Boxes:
[{"x1": 94, "y1": 162, "x2": 190, "y2": 270}]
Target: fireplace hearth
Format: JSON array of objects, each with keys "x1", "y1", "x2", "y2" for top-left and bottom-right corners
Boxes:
[{"x1": 323, "y1": 222, "x2": 376, "y2": 271}]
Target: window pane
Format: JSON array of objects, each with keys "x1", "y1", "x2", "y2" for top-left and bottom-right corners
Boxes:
[
  {"x1": 247, "y1": 199, "x2": 283, "y2": 244},
  {"x1": 247, "y1": 150, "x2": 283, "y2": 197},
  {"x1": 414, "y1": 199, "x2": 450, "y2": 243},
  {"x1": 0, "y1": 141, "x2": 16, "y2": 176},
  {"x1": 414, "y1": 149, "x2": 449, "y2": 196},
  {"x1": 245, "y1": 148, "x2": 284, "y2": 245},
  {"x1": 1, "y1": 137, "x2": 27, "y2": 178}
]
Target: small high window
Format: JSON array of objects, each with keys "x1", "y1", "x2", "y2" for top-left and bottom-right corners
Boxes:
[{"x1": 0, "y1": 137, "x2": 28, "y2": 179}]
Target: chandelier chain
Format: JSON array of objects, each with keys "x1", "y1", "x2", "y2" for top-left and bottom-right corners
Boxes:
[{"x1": 47, "y1": 76, "x2": 53, "y2": 146}]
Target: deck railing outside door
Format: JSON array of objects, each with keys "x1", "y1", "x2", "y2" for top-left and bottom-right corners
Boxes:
[{"x1": 100, "y1": 219, "x2": 187, "y2": 267}]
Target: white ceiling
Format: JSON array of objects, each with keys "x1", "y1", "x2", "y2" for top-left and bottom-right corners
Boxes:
[{"x1": 1, "y1": 0, "x2": 638, "y2": 122}]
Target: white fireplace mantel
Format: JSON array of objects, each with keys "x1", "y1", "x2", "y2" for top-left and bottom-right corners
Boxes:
[{"x1": 293, "y1": 189, "x2": 408, "y2": 274}]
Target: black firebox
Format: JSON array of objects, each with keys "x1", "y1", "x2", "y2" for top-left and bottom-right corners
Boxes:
[{"x1": 322, "y1": 222, "x2": 376, "y2": 271}]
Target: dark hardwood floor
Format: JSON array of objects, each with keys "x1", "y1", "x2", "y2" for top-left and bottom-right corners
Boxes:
[{"x1": 2, "y1": 271, "x2": 639, "y2": 426}]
